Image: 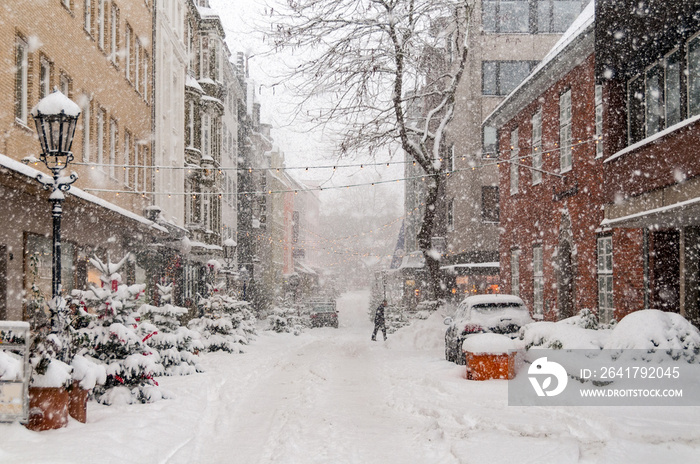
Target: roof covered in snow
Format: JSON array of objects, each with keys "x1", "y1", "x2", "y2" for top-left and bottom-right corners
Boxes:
[{"x1": 0, "y1": 154, "x2": 168, "y2": 234}]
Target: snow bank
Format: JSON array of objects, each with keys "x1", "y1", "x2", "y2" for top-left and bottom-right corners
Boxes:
[
  {"x1": 387, "y1": 311, "x2": 447, "y2": 351},
  {"x1": 463, "y1": 333, "x2": 520, "y2": 354},
  {"x1": 521, "y1": 320, "x2": 610, "y2": 350},
  {"x1": 604, "y1": 309, "x2": 700, "y2": 352}
]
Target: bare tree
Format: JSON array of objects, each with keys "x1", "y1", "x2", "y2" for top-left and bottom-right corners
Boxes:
[{"x1": 268, "y1": 0, "x2": 473, "y2": 298}]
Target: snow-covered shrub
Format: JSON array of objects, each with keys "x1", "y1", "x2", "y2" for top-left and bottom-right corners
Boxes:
[
  {"x1": 267, "y1": 306, "x2": 303, "y2": 335},
  {"x1": 138, "y1": 284, "x2": 203, "y2": 376},
  {"x1": 187, "y1": 291, "x2": 256, "y2": 352},
  {"x1": 520, "y1": 311, "x2": 611, "y2": 351},
  {"x1": 603, "y1": 309, "x2": 700, "y2": 361}
]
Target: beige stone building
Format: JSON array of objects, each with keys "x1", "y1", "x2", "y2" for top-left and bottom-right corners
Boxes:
[{"x1": 0, "y1": 0, "x2": 164, "y2": 320}]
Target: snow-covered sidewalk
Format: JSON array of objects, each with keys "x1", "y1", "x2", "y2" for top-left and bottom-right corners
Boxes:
[{"x1": 2, "y1": 290, "x2": 700, "y2": 463}]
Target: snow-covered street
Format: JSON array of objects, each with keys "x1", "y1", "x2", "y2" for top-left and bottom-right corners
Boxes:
[{"x1": 3, "y1": 290, "x2": 700, "y2": 463}]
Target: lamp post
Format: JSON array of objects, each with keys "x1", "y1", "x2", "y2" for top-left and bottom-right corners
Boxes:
[{"x1": 29, "y1": 90, "x2": 81, "y2": 299}]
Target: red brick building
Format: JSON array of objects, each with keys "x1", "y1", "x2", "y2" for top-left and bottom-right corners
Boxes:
[
  {"x1": 485, "y1": 0, "x2": 700, "y2": 327},
  {"x1": 597, "y1": 0, "x2": 700, "y2": 325}
]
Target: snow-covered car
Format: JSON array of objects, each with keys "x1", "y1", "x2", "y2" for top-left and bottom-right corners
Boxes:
[
  {"x1": 309, "y1": 301, "x2": 338, "y2": 328},
  {"x1": 444, "y1": 294, "x2": 532, "y2": 364}
]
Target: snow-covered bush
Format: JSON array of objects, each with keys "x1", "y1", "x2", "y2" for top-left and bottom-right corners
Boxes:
[
  {"x1": 603, "y1": 309, "x2": 700, "y2": 361},
  {"x1": 267, "y1": 305, "x2": 303, "y2": 335},
  {"x1": 187, "y1": 291, "x2": 256, "y2": 352},
  {"x1": 138, "y1": 284, "x2": 203, "y2": 375}
]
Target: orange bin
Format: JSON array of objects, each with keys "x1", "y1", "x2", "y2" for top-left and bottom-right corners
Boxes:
[{"x1": 465, "y1": 351, "x2": 516, "y2": 381}]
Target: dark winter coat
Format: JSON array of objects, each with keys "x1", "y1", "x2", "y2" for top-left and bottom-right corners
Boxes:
[{"x1": 374, "y1": 304, "x2": 386, "y2": 327}]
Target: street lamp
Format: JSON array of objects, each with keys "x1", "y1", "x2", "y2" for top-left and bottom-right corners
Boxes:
[{"x1": 29, "y1": 90, "x2": 81, "y2": 299}]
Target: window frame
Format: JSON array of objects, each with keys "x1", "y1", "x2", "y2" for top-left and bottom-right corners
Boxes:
[
  {"x1": 482, "y1": 60, "x2": 539, "y2": 96},
  {"x1": 559, "y1": 89, "x2": 572, "y2": 173},
  {"x1": 531, "y1": 109, "x2": 543, "y2": 184},
  {"x1": 533, "y1": 244, "x2": 544, "y2": 318},
  {"x1": 597, "y1": 236, "x2": 614, "y2": 323},
  {"x1": 510, "y1": 127, "x2": 519, "y2": 195},
  {"x1": 15, "y1": 36, "x2": 29, "y2": 124},
  {"x1": 511, "y1": 249, "x2": 521, "y2": 298},
  {"x1": 595, "y1": 84, "x2": 603, "y2": 158}
]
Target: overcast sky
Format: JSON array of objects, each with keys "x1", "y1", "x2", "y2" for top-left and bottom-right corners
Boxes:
[{"x1": 208, "y1": 0, "x2": 405, "y2": 214}]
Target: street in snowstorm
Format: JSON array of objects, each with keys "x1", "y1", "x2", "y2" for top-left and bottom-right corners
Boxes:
[{"x1": 3, "y1": 289, "x2": 700, "y2": 463}]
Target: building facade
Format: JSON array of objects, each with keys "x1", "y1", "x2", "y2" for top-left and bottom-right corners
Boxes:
[
  {"x1": 597, "y1": 0, "x2": 700, "y2": 325},
  {"x1": 0, "y1": 0, "x2": 168, "y2": 320},
  {"x1": 484, "y1": 3, "x2": 600, "y2": 321}
]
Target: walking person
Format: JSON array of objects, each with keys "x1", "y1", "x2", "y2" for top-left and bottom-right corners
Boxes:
[{"x1": 372, "y1": 299, "x2": 388, "y2": 341}]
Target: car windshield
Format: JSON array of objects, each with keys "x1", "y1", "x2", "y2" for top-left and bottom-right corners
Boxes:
[{"x1": 312, "y1": 305, "x2": 335, "y2": 313}]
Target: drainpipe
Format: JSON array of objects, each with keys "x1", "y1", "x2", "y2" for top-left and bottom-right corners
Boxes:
[{"x1": 643, "y1": 228, "x2": 649, "y2": 309}]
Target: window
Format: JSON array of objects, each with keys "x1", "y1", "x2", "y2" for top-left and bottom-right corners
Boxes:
[
  {"x1": 594, "y1": 85, "x2": 603, "y2": 158},
  {"x1": 124, "y1": 131, "x2": 131, "y2": 187},
  {"x1": 142, "y1": 51, "x2": 148, "y2": 102},
  {"x1": 135, "y1": 142, "x2": 144, "y2": 192},
  {"x1": 483, "y1": 61, "x2": 538, "y2": 96},
  {"x1": 447, "y1": 199, "x2": 454, "y2": 231},
  {"x1": 666, "y1": 50, "x2": 681, "y2": 126},
  {"x1": 511, "y1": 249, "x2": 521, "y2": 297},
  {"x1": 39, "y1": 57, "x2": 52, "y2": 100},
  {"x1": 645, "y1": 63, "x2": 664, "y2": 136},
  {"x1": 82, "y1": 98, "x2": 91, "y2": 162},
  {"x1": 597, "y1": 236, "x2": 614, "y2": 323},
  {"x1": 84, "y1": 0, "x2": 92, "y2": 33},
  {"x1": 531, "y1": 110, "x2": 542, "y2": 184},
  {"x1": 483, "y1": 126, "x2": 498, "y2": 158},
  {"x1": 202, "y1": 113, "x2": 210, "y2": 158},
  {"x1": 15, "y1": 36, "x2": 28, "y2": 124},
  {"x1": 483, "y1": 0, "x2": 585, "y2": 34},
  {"x1": 482, "y1": 186, "x2": 500, "y2": 222},
  {"x1": 537, "y1": 0, "x2": 583, "y2": 33},
  {"x1": 483, "y1": 0, "x2": 529, "y2": 33},
  {"x1": 59, "y1": 72, "x2": 71, "y2": 97},
  {"x1": 688, "y1": 35, "x2": 700, "y2": 117},
  {"x1": 510, "y1": 127, "x2": 519, "y2": 195},
  {"x1": 110, "y1": 4, "x2": 119, "y2": 65},
  {"x1": 135, "y1": 41, "x2": 141, "y2": 93},
  {"x1": 96, "y1": 107, "x2": 105, "y2": 168},
  {"x1": 559, "y1": 89, "x2": 572, "y2": 172},
  {"x1": 109, "y1": 118, "x2": 117, "y2": 179},
  {"x1": 187, "y1": 100, "x2": 194, "y2": 147},
  {"x1": 97, "y1": 0, "x2": 105, "y2": 50},
  {"x1": 627, "y1": 47, "x2": 687, "y2": 145},
  {"x1": 200, "y1": 36, "x2": 209, "y2": 79},
  {"x1": 627, "y1": 75, "x2": 645, "y2": 144},
  {"x1": 533, "y1": 245, "x2": 544, "y2": 317},
  {"x1": 125, "y1": 25, "x2": 132, "y2": 82}
]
